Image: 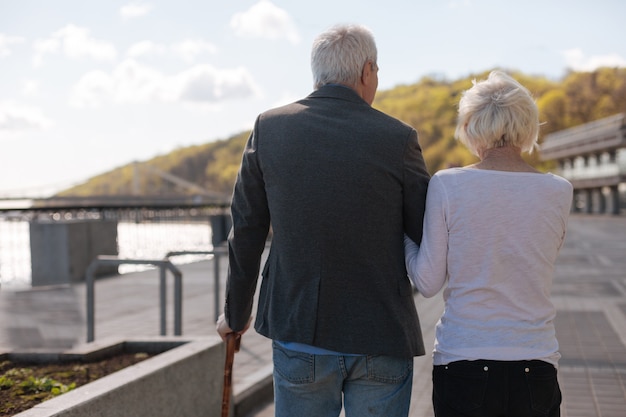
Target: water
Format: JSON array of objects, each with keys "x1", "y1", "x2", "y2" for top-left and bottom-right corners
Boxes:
[
  {"x1": 0, "y1": 219, "x2": 214, "y2": 289},
  {"x1": 0, "y1": 218, "x2": 31, "y2": 287}
]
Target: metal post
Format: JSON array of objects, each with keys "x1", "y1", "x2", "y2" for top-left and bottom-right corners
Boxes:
[
  {"x1": 85, "y1": 256, "x2": 183, "y2": 343},
  {"x1": 159, "y1": 265, "x2": 166, "y2": 336},
  {"x1": 214, "y1": 251, "x2": 221, "y2": 322},
  {"x1": 173, "y1": 268, "x2": 182, "y2": 336},
  {"x1": 86, "y1": 263, "x2": 96, "y2": 343},
  {"x1": 164, "y1": 248, "x2": 227, "y2": 324}
]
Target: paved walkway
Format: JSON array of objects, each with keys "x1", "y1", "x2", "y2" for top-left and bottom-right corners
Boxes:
[{"x1": 1, "y1": 214, "x2": 625, "y2": 416}]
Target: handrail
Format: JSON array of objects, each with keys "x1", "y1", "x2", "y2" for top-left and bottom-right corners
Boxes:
[
  {"x1": 165, "y1": 247, "x2": 228, "y2": 322},
  {"x1": 86, "y1": 256, "x2": 183, "y2": 342}
]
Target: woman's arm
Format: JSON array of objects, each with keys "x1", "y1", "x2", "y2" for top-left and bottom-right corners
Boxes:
[{"x1": 404, "y1": 175, "x2": 449, "y2": 297}]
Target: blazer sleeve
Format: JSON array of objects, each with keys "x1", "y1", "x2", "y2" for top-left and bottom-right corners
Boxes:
[
  {"x1": 225, "y1": 118, "x2": 271, "y2": 332},
  {"x1": 403, "y1": 129, "x2": 430, "y2": 245}
]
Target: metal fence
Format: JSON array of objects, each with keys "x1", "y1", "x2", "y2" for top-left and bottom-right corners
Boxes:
[{"x1": 0, "y1": 199, "x2": 230, "y2": 289}]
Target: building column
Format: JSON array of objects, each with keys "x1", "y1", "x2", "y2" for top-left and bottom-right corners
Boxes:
[
  {"x1": 596, "y1": 153, "x2": 603, "y2": 165},
  {"x1": 609, "y1": 150, "x2": 617, "y2": 163},
  {"x1": 572, "y1": 190, "x2": 580, "y2": 212},
  {"x1": 610, "y1": 185, "x2": 621, "y2": 215},
  {"x1": 585, "y1": 189, "x2": 594, "y2": 214},
  {"x1": 597, "y1": 188, "x2": 607, "y2": 214}
]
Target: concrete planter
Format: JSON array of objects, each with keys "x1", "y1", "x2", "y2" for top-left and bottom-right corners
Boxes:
[{"x1": 6, "y1": 336, "x2": 225, "y2": 417}]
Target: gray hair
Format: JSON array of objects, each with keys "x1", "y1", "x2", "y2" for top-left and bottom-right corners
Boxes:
[
  {"x1": 311, "y1": 24, "x2": 377, "y2": 90},
  {"x1": 455, "y1": 71, "x2": 539, "y2": 156}
]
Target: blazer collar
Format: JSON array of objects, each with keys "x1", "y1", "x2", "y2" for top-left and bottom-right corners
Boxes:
[{"x1": 307, "y1": 84, "x2": 367, "y2": 105}]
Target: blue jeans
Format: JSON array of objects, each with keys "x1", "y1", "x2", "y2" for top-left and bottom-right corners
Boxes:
[
  {"x1": 272, "y1": 341, "x2": 414, "y2": 417},
  {"x1": 432, "y1": 360, "x2": 562, "y2": 417}
]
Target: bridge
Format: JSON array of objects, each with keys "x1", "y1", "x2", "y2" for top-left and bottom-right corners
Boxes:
[
  {"x1": 0, "y1": 160, "x2": 231, "y2": 210},
  {"x1": 540, "y1": 113, "x2": 626, "y2": 215},
  {"x1": 27, "y1": 194, "x2": 230, "y2": 210},
  {"x1": 0, "y1": 161, "x2": 233, "y2": 289}
]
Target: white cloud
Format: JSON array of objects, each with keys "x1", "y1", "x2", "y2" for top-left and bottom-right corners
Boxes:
[
  {"x1": 32, "y1": 38, "x2": 60, "y2": 66},
  {"x1": 176, "y1": 65, "x2": 259, "y2": 102},
  {"x1": 0, "y1": 101, "x2": 53, "y2": 132},
  {"x1": 127, "y1": 40, "x2": 167, "y2": 58},
  {"x1": 69, "y1": 70, "x2": 116, "y2": 107},
  {"x1": 126, "y1": 39, "x2": 216, "y2": 63},
  {"x1": 21, "y1": 80, "x2": 40, "y2": 97},
  {"x1": 120, "y1": 2, "x2": 152, "y2": 20},
  {"x1": 0, "y1": 34, "x2": 26, "y2": 58},
  {"x1": 113, "y1": 60, "x2": 168, "y2": 103},
  {"x1": 70, "y1": 59, "x2": 259, "y2": 107},
  {"x1": 230, "y1": 0, "x2": 300, "y2": 45},
  {"x1": 562, "y1": 48, "x2": 626, "y2": 71},
  {"x1": 173, "y1": 39, "x2": 218, "y2": 63},
  {"x1": 33, "y1": 25, "x2": 117, "y2": 67}
]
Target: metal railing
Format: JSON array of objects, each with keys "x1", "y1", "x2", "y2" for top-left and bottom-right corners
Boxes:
[
  {"x1": 166, "y1": 247, "x2": 228, "y2": 322},
  {"x1": 86, "y1": 256, "x2": 183, "y2": 343},
  {"x1": 85, "y1": 247, "x2": 231, "y2": 343},
  {"x1": 0, "y1": 201, "x2": 229, "y2": 288}
]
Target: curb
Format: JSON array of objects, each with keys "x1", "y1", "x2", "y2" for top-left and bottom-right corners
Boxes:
[{"x1": 234, "y1": 363, "x2": 274, "y2": 417}]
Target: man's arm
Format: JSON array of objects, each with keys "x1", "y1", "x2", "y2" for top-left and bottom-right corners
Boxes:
[
  {"x1": 403, "y1": 129, "x2": 430, "y2": 245},
  {"x1": 223, "y1": 122, "x2": 271, "y2": 333}
]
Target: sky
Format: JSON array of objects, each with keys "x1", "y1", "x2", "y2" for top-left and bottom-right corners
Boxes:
[{"x1": 1, "y1": 0, "x2": 625, "y2": 197}]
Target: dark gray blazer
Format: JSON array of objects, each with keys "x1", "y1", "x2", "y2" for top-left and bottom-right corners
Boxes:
[{"x1": 225, "y1": 85, "x2": 429, "y2": 358}]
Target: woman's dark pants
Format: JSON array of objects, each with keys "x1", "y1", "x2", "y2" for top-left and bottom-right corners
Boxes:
[{"x1": 432, "y1": 360, "x2": 562, "y2": 417}]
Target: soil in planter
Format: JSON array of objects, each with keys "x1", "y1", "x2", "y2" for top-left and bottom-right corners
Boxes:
[{"x1": 0, "y1": 352, "x2": 154, "y2": 416}]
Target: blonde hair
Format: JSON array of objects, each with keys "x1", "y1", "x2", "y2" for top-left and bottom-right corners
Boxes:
[{"x1": 455, "y1": 71, "x2": 539, "y2": 156}]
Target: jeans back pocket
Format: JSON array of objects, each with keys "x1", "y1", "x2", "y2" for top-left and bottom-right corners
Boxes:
[
  {"x1": 433, "y1": 361, "x2": 489, "y2": 414},
  {"x1": 524, "y1": 362, "x2": 562, "y2": 414},
  {"x1": 272, "y1": 341, "x2": 315, "y2": 384}
]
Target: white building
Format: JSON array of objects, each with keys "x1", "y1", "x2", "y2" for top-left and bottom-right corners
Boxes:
[{"x1": 540, "y1": 113, "x2": 626, "y2": 215}]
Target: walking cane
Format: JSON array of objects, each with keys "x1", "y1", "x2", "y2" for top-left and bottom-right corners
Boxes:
[{"x1": 221, "y1": 332, "x2": 241, "y2": 417}]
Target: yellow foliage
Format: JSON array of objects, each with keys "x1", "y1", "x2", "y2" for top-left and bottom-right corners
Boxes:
[{"x1": 57, "y1": 68, "x2": 626, "y2": 197}]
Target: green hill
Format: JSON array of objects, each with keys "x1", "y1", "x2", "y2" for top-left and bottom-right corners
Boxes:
[{"x1": 57, "y1": 67, "x2": 626, "y2": 197}]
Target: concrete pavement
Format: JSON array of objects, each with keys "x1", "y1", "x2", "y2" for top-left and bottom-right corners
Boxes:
[{"x1": 1, "y1": 213, "x2": 625, "y2": 416}]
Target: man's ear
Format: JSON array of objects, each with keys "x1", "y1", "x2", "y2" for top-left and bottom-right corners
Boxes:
[{"x1": 361, "y1": 61, "x2": 372, "y2": 84}]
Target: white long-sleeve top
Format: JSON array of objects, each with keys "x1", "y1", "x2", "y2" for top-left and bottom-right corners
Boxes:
[{"x1": 405, "y1": 168, "x2": 573, "y2": 367}]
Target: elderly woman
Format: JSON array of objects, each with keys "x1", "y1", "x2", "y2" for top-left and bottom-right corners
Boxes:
[{"x1": 405, "y1": 71, "x2": 572, "y2": 417}]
